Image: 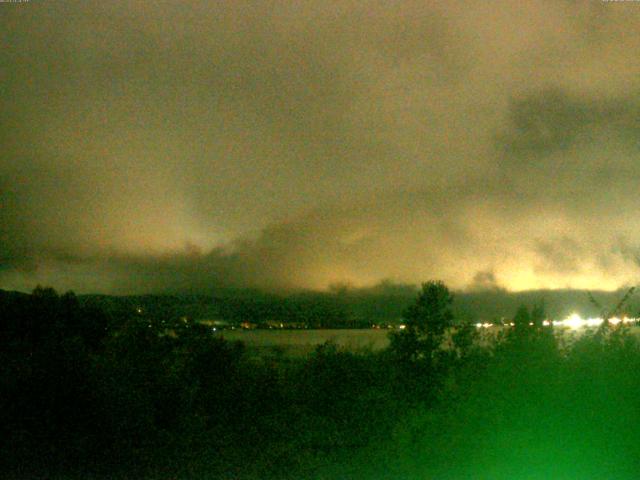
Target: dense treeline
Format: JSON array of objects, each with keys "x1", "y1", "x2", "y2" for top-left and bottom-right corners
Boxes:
[
  {"x1": 2, "y1": 283, "x2": 640, "y2": 479},
  {"x1": 81, "y1": 289, "x2": 412, "y2": 329},
  {"x1": 79, "y1": 286, "x2": 640, "y2": 330}
]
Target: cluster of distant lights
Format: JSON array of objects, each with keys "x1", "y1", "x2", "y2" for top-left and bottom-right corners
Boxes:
[{"x1": 474, "y1": 313, "x2": 638, "y2": 330}]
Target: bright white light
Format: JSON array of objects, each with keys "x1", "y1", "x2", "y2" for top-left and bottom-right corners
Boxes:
[
  {"x1": 552, "y1": 313, "x2": 637, "y2": 329},
  {"x1": 553, "y1": 313, "x2": 602, "y2": 329},
  {"x1": 559, "y1": 313, "x2": 586, "y2": 329},
  {"x1": 585, "y1": 317, "x2": 602, "y2": 328},
  {"x1": 475, "y1": 315, "x2": 636, "y2": 330}
]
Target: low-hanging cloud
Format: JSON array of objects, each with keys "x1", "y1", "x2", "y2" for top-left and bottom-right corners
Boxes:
[{"x1": 2, "y1": 0, "x2": 640, "y2": 293}]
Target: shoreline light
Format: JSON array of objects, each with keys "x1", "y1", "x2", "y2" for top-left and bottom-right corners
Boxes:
[
  {"x1": 473, "y1": 313, "x2": 637, "y2": 329},
  {"x1": 553, "y1": 313, "x2": 636, "y2": 329}
]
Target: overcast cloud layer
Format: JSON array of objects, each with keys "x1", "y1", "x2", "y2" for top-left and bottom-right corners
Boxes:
[{"x1": 3, "y1": 1, "x2": 640, "y2": 293}]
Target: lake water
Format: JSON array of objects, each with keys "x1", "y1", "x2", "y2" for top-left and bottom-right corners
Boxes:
[
  {"x1": 214, "y1": 325, "x2": 640, "y2": 356},
  {"x1": 214, "y1": 328, "x2": 391, "y2": 355}
]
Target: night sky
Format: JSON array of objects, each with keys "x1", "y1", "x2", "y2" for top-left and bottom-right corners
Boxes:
[{"x1": 2, "y1": 1, "x2": 640, "y2": 294}]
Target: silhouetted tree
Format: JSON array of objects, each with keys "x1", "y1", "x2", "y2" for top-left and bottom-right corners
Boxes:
[
  {"x1": 389, "y1": 280, "x2": 454, "y2": 363},
  {"x1": 531, "y1": 301, "x2": 546, "y2": 328},
  {"x1": 513, "y1": 304, "x2": 531, "y2": 331},
  {"x1": 589, "y1": 286, "x2": 636, "y2": 332}
]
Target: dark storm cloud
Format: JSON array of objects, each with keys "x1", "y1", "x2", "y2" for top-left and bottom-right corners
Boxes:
[
  {"x1": 468, "y1": 270, "x2": 502, "y2": 292},
  {"x1": 534, "y1": 237, "x2": 585, "y2": 275},
  {"x1": 498, "y1": 88, "x2": 636, "y2": 155},
  {"x1": 2, "y1": 1, "x2": 640, "y2": 293}
]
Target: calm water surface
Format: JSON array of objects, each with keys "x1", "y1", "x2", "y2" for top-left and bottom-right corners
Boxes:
[
  {"x1": 213, "y1": 325, "x2": 640, "y2": 355},
  {"x1": 214, "y1": 328, "x2": 391, "y2": 354}
]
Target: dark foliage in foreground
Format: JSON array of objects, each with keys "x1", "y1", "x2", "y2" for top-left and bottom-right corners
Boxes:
[{"x1": 2, "y1": 285, "x2": 640, "y2": 479}]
